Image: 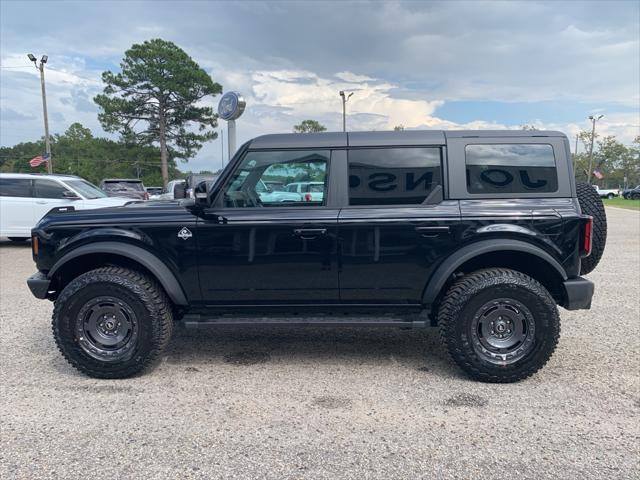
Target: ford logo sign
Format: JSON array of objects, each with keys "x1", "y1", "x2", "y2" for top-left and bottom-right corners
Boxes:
[{"x1": 217, "y1": 91, "x2": 246, "y2": 121}]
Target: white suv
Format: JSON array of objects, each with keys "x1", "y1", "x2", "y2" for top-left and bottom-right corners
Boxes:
[{"x1": 0, "y1": 174, "x2": 131, "y2": 240}]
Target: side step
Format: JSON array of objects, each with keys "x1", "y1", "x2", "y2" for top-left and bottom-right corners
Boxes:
[{"x1": 180, "y1": 314, "x2": 427, "y2": 329}]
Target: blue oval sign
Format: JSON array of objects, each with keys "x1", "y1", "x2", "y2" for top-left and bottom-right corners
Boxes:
[{"x1": 218, "y1": 91, "x2": 246, "y2": 121}]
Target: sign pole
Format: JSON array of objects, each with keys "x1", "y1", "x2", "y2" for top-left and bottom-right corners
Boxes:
[{"x1": 228, "y1": 119, "x2": 236, "y2": 160}]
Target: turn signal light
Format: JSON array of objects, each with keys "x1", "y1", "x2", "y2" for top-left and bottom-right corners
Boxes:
[{"x1": 32, "y1": 236, "x2": 39, "y2": 256}]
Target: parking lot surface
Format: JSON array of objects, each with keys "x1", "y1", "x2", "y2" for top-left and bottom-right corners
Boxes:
[{"x1": 1, "y1": 207, "x2": 639, "y2": 479}]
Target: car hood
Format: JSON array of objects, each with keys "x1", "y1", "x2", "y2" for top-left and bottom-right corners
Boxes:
[
  {"x1": 36, "y1": 199, "x2": 189, "y2": 230},
  {"x1": 82, "y1": 197, "x2": 135, "y2": 208}
]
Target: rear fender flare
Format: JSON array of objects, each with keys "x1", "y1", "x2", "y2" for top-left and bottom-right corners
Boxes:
[
  {"x1": 48, "y1": 241, "x2": 188, "y2": 305},
  {"x1": 422, "y1": 239, "x2": 567, "y2": 307}
]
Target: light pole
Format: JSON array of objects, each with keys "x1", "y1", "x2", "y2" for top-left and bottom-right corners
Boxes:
[
  {"x1": 339, "y1": 90, "x2": 353, "y2": 132},
  {"x1": 28, "y1": 54, "x2": 52, "y2": 174},
  {"x1": 587, "y1": 114, "x2": 604, "y2": 184}
]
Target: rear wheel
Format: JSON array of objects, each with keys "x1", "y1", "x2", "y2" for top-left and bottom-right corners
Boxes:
[
  {"x1": 52, "y1": 267, "x2": 173, "y2": 378},
  {"x1": 607, "y1": 193, "x2": 615, "y2": 199},
  {"x1": 438, "y1": 268, "x2": 560, "y2": 383},
  {"x1": 576, "y1": 182, "x2": 607, "y2": 275}
]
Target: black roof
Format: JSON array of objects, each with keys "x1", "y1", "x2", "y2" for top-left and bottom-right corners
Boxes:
[{"x1": 248, "y1": 130, "x2": 566, "y2": 149}]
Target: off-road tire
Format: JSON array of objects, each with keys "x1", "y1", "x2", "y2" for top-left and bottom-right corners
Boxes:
[
  {"x1": 576, "y1": 182, "x2": 607, "y2": 275},
  {"x1": 52, "y1": 267, "x2": 173, "y2": 378},
  {"x1": 7, "y1": 237, "x2": 28, "y2": 242},
  {"x1": 438, "y1": 268, "x2": 560, "y2": 383}
]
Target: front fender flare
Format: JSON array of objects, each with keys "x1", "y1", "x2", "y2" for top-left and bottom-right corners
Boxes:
[
  {"x1": 422, "y1": 239, "x2": 567, "y2": 307},
  {"x1": 48, "y1": 241, "x2": 188, "y2": 305}
]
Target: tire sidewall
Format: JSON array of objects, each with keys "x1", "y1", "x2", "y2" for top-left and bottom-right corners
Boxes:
[{"x1": 54, "y1": 273, "x2": 159, "y2": 374}]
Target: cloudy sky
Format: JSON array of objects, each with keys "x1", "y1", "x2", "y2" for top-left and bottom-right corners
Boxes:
[{"x1": 1, "y1": 0, "x2": 638, "y2": 173}]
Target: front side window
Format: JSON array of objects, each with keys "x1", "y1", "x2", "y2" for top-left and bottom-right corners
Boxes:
[
  {"x1": 34, "y1": 179, "x2": 68, "y2": 199},
  {"x1": 347, "y1": 147, "x2": 442, "y2": 205},
  {"x1": 0, "y1": 178, "x2": 32, "y2": 198},
  {"x1": 465, "y1": 144, "x2": 558, "y2": 194},
  {"x1": 222, "y1": 150, "x2": 329, "y2": 208}
]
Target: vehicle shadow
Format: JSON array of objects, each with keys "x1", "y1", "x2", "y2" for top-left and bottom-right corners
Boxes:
[
  {"x1": 0, "y1": 238, "x2": 31, "y2": 248},
  {"x1": 166, "y1": 324, "x2": 462, "y2": 378}
]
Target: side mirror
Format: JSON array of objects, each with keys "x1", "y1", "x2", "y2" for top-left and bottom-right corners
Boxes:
[
  {"x1": 194, "y1": 180, "x2": 209, "y2": 207},
  {"x1": 63, "y1": 190, "x2": 80, "y2": 200}
]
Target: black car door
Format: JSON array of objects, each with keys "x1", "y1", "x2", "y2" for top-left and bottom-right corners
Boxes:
[
  {"x1": 196, "y1": 148, "x2": 340, "y2": 305},
  {"x1": 337, "y1": 146, "x2": 461, "y2": 304}
]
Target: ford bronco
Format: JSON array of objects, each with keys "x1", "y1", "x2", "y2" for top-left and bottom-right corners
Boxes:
[{"x1": 27, "y1": 130, "x2": 606, "y2": 382}]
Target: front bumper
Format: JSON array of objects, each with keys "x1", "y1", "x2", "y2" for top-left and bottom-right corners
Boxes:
[
  {"x1": 27, "y1": 271, "x2": 51, "y2": 299},
  {"x1": 563, "y1": 277, "x2": 594, "y2": 310}
]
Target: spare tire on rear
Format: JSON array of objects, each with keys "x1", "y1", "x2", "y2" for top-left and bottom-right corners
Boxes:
[{"x1": 576, "y1": 182, "x2": 607, "y2": 275}]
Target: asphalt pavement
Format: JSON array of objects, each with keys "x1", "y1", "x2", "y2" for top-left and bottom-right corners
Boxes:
[{"x1": 1, "y1": 207, "x2": 638, "y2": 479}]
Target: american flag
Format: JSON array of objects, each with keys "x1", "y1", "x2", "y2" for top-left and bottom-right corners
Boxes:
[
  {"x1": 593, "y1": 169, "x2": 604, "y2": 180},
  {"x1": 29, "y1": 153, "x2": 49, "y2": 168}
]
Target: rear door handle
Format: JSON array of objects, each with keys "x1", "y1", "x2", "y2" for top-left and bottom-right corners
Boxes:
[
  {"x1": 415, "y1": 226, "x2": 450, "y2": 237},
  {"x1": 36, "y1": 201, "x2": 48, "y2": 205},
  {"x1": 293, "y1": 228, "x2": 327, "y2": 239}
]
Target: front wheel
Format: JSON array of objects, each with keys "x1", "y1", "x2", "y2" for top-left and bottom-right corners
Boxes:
[
  {"x1": 52, "y1": 267, "x2": 174, "y2": 378},
  {"x1": 607, "y1": 193, "x2": 615, "y2": 199},
  {"x1": 438, "y1": 268, "x2": 560, "y2": 383}
]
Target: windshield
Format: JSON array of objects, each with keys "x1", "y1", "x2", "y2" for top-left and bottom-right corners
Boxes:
[
  {"x1": 103, "y1": 181, "x2": 144, "y2": 192},
  {"x1": 65, "y1": 179, "x2": 108, "y2": 199}
]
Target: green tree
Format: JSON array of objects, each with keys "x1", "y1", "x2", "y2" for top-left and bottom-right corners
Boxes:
[
  {"x1": 393, "y1": 125, "x2": 405, "y2": 131},
  {"x1": 94, "y1": 38, "x2": 223, "y2": 186},
  {"x1": 0, "y1": 123, "x2": 182, "y2": 186},
  {"x1": 293, "y1": 120, "x2": 327, "y2": 133}
]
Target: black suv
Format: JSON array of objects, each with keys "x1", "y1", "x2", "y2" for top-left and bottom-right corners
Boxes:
[{"x1": 27, "y1": 130, "x2": 606, "y2": 382}]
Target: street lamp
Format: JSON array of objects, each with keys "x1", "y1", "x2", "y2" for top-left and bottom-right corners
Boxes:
[
  {"x1": 28, "y1": 53, "x2": 52, "y2": 174},
  {"x1": 339, "y1": 90, "x2": 353, "y2": 132},
  {"x1": 587, "y1": 114, "x2": 604, "y2": 184}
]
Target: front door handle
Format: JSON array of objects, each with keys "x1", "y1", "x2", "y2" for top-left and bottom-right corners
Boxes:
[
  {"x1": 293, "y1": 228, "x2": 327, "y2": 239},
  {"x1": 415, "y1": 226, "x2": 450, "y2": 237},
  {"x1": 36, "y1": 201, "x2": 48, "y2": 205}
]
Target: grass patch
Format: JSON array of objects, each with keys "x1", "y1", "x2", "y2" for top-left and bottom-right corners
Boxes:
[{"x1": 603, "y1": 197, "x2": 640, "y2": 211}]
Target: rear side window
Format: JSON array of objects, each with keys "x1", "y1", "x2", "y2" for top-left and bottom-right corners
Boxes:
[
  {"x1": 465, "y1": 144, "x2": 558, "y2": 194},
  {"x1": 34, "y1": 179, "x2": 68, "y2": 199},
  {"x1": 347, "y1": 148, "x2": 442, "y2": 205},
  {"x1": 0, "y1": 178, "x2": 32, "y2": 197},
  {"x1": 103, "y1": 181, "x2": 144, "y2": 192}
]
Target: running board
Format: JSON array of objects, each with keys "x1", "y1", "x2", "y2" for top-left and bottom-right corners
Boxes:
[{"x1": 180, "y1": 314, "x2": 427, "y2": 329}]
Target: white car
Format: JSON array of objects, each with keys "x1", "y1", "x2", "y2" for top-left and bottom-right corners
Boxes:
[
  {"x1": 284, "y1": 181, "x2": 325, "y2": 202},
  {"x1": 0, "y1": 173, "x2": 131, "y2": 240},
  {"x1": 592, "y1": 185, "x2": 620, "y2": 199}
]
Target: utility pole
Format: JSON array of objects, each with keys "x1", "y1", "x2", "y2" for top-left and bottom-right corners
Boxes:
[
  {"x1": 587, "y1": 114, "x2": 604, "y2": 184},
  {"x1": 339, "y1": 90, "x2": 353, "y2": 132},
  {"x1": 573, "y1": 133, "x2": 579, "y2": 172},
  {"x1": 28, "y1": 54, "x2": 52, "y2": 174}
]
